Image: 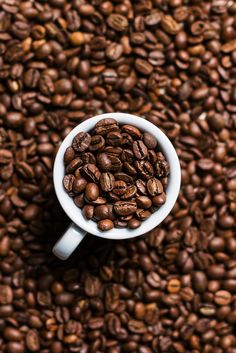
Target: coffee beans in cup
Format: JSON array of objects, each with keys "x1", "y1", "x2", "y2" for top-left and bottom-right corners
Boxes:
[{"x1": 63, "y1": 118, "x2": 169, "y2": 231}]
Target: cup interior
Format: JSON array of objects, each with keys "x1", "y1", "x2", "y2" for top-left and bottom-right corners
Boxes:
[{"x1": 53, "y1": 113, "x2": 181, "y2": 240}]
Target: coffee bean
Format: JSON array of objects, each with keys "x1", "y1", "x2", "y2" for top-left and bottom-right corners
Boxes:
[
  {"x1": 121, "y1": 185, "x2": 137, "y2": 200},
  {"x1": 114, "y1": 201, "x2": 137, "y2": 216},
  {"x1": 142, "y1": 132, "x2": 157, "y2": 149},
  {"x1": 96, "y1": 153, "x2": 112, "y2": 172},
  {"x1": 135, "y1": 160, "x2": 154, "y2": 180},
  {"x1": 63, "y1": 174, "x2": 75, "y2": 192},
  {"x1": 85, "y1": 183, "x2": 99, "y2": 202},
  {"x1": 121, "y1": 149, "x2": 134, "y2": 163},
  {"x1": 65, "y1": 157, "x2": 83, "y2": 173},
  {"x1": 64, "y1": 147, "x2": 75, "y2": 164},
  {"x1": 136, "y1": 196, "x2": 152, "y2": 209},
  {"x1": 106, "y1": 131, "x2": 122, "y2": 146},
  {"x1": 133, "y1": 140, "x2": 148, "y2": 160},
  {"x1": 72, "y1": 132, "x2": 91, "y2": 152},
  {"x1": 72, "y1": 177, "x2": 87, "y2": 193},
  {"x1": 98, "y1": 219, "x2": 114, "y2": 231},
  {"x1": 82, "y1": 205, "x2": 94, "y2": 219},
  {"x1": 107, "y1": 14, "x2": 128, "y2": 32},
  {"x1": 114, "y1": 172, "x2": 133, "y2": 184},
  {"x1": 4, "y1": 327, "x2": 23, "y2": 341},
  {"x1": 100, "y1": 173, "x2": 115, "y2": 192},
  {"x1": 136, "y1": 209, "x2": 151, "y2": 221},
  {"x1": 152, "y1": 193, "x2": 166, "y2": 206},
  {"x1": 147, "y1": 178, "x2": 163, "y2": 196},
  {"x1": 128, "y1": 218, "x2": 141, "y2": 229},
  {"x1": 95, "y1": 118, "x2": 119, "y2": 136},
  {"x1": 82, "y1": 164, "x2": 101, "y2": 183},
  {"x1": 0, "y1": 285, "x2": 13, "y2": 304},
  {"x1": 112, "y1": 180, "x2": 127, "y2": 196},
  {"x1": 214, "y1": 290, "x2": 231, "y2": 306},
  {"x1": 192, "y1": 271, "x2": 208, "y2": 293},
  {"x1": 122, "y1": 125, "x2": 142, "y2": 139},
  {"x1": 26, "y1": 330, "x2": 40, "y2": 351},
  {"x1": 89, "y1": 135, "x2": 105, "y2": 152},
  {"x1": 155, "y1": 160, "x2": 170, "y2": 178}
]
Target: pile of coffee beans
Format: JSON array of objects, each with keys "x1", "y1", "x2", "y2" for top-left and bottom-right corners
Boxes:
[
  {"x1": 1, "y1": 0, "x2": 236, "y2": 352},
  {"x1": 63, "y1": 118, "x2": 169, "y2": 231}
]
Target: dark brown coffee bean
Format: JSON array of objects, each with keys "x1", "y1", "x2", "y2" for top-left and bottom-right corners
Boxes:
[
  {"x1": 72, "y1": 177, "x2": 87, "y2": 193},
  {"x1": 136, "y1": 196, "x2": 152, "y2": 209},
  {"x1": 63, "y1": 174, "x2": 75, "y2": 192},
  {"x1": 147, "y1": 178, "x2": 163, "y2": 196},
  {"x1": 114, "y1": 220, "x2": 128, "y2": 228},
  {"x1": 214, "y1": 290, "x2": 231, "y2": 306},
  {"x1": 142, "y1": 132, "x2": 157, "y2": 149},
  {"x1": 155, "y1": 160, "x2": 170, "y2": 178},
  {"x1": 106, "y1": 131, "x2": 122, "y2": 146},
  {"x1": 26, "y1": 330, "x2": 40, "y2": 351},
  {"x1": 128, "y1": 218, "x2": 141, "y2": 229},
  {"x1": 0, "y1": 285, "x2": 13, "y2": 304},
  {"x1": 124, "y1": 162, "x2": 137, "y2": 175},
  {"x1": 96, "y1": 153, "x2": 112, "y2": 172},
  {"x1": 121, "y1": 149, "x2": 134, "y2": 163},
  {"x1": 98, "y1": 219, "x2": 114, "y2": 231},
  {"x1": 4, "y1": 327, "x2": 23, "y2": 341},
  {"x1": 133, "y1": 140, "x2": 148, "y2": 160},
  {"x1": 112, "y1": 180, "x2": 127, "y2": 196},
  {"x1": 121, "y1": 185, "x2": 137, "y2": 200},
  {"x1": 152, "y1": 193, "x2": 166, "y2": 206},
  {"x1": 135, "y1": 160, "x2": 154, "y2": 180},
  {"x1": 94, "y1": 205, "x2": 109, "y2": 220},
  {"x1": 136, "y1": 209, "x2": 151, "y2": 221},
  {"x1": 100, "y1": 172, "x2": 115, "y2": 192},
  {"x1": 85, "y1": 183, "x2": 99, "y2": 201},
  {"x1": 65, "y1": 157, "x2": 83, "y2": 173},
  {"x1": 136, "y1": 179, "x2": 147, "y2": 195},
  {"x1": 81, "y1": 152, "x2": 96, "y2": 165},
  {"x1": 114, "y1": 201, "x2": 137, "y2": 216},
  {"x1": 114, "y1": 172, "x2": 133, "y2": 184},
  {"x1": 89, "y1": 135, "x2": 105, "y2": 151},
  {"x1": 104, "y1": 146, "x2": 123, "y2": 156},
  {"x1": 72, "y1": 132, "x2": 91, "y2": 152},
  {"x1": 73, "y1": 194, "x2": 85, "y2": 208},
  {"x1": 64, "y1": 147, "x2": 75, "y2": 164},
  {"x1": 95, "y1": 118, "x2": 119, "y2": 135},
  {"x1": 82, "y1": 205, "x2": 94, "y2": 219},
  {"x1": 109, "y1": 155, "x2": 122, "y2": 173},
  {"x1": 122, "y1": 125, "x2": 142, "y2": 139},
  {"x1": 6, "y1": 112, "x2": 23, "y2": 128},
  {"x1": 107, "y1": 14, "x2": 128, "y2": 32},
  {"x1": 192, "y1": 271, "x2": 208, "y2": 293},
  {"x1": 82, "y1": 164, "x2": 101, "y2": 183}
]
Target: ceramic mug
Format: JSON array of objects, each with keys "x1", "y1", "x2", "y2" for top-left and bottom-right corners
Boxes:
[{"x1": 53, "y1": 113, "x2": 181, "y2": 260}]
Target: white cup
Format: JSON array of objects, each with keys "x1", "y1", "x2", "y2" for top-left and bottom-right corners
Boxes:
[{"x1": 53, "y1": 113, "x2": 181, "y2": 260}]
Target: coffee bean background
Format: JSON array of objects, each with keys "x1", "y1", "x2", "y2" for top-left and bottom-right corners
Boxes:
[{"x1": 0, "y1": 0, "x2": 236, "y2": 352}]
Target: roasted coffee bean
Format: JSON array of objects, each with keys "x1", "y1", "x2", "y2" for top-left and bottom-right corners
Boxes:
[
  {"x1": 136, "y1": 196, "x2": 152, "y2": 209},
  {"x1": 100, "y1": 173, "x2": 115, "y2": 192},
  {"x1": 98, "y1": 219, "x2": 114, "y2": 231},
  {"x1": 124, "y1": 162, "x2": 137, "y2": 175},
  {"x1": 133, "y1": 140, "x2": 148, "y2": 160},
  {"x1": 147, "y1": 178, "x2": 163, "y2": 196},
  {"x1": 65, "y1": 157, "x2": 83, "y2": 173},
  {"x1": 82, "y1": 164, "x2": 101, "y2": 183},
  {"x1": 94, "y1": 205, "x2": 109, "y2": 221},
  {"x1": 128, "y1": 218, "x2": 141, "y2": 229},
  {"x1": 136, "y1": 179, "x2": 147, "y2": 195},
  {"x1": 95, "y1": 118, "x2": 119, "y2": 135},
  {"x1": 63, "y1": 174, "x2": 75, "y2": 192},
  {"x1": 85, "y1": 183, "x2": 99, "y2": 201},
  {"x1": 136, "y1": 209, "x2": 151, "y2": 221},
  {"x1": 155, "y1": 160, "x2": 170, "y2": 178},
  {"x1": 112, "y1": 181, "x2": 127, "y2": 196},
  {"x1": 121, "y1": 149, "x2": 134, "y2": 163},
  {"x1": 106, "y1": 131, "x2": 122, "y2": 146},
  {"x1": 142, "y1": 132, "x2": 157, "y2": 149},
  {"x1": 114, "y1": 172, "x2": 133, "y2": 184},
  {"x1": 81, "y1": 152, "x2": 96, "y2": 165},
  {"x1": 89, "y1": 135, "x2": 105, "y2": 151},
  {"x1": 135, "y1": 160, "x2": 154, "y2": 180},
  {"x1": 82, "y1": 205, "x2": 94, "y2": 219},
  {"x1": 114, "y1": 201, "x2": 137, "y2": 216},
  {"x1": 72, "y1": 132, "x2": 91, "y2": 152},
  {"x1": 121, "y1": 185, "x2": 137, "y2": 200},
  {"x1": 96, "y1": 153, "x2": 112, "y2": 172},
  {"x1": 72, "y1": 177, "x2": 87, "y2": 193},
  {"x1": 152, "y1": 193, "x2": 166, "y2": 207},
  {"x1": 122, "y1": 125, "x2": 142, "y2": 139},
  {"x1": 64, "y1": 147, "x2": 75, "y2": 164}
]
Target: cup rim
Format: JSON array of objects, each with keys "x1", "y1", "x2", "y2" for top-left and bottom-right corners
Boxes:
[{"x1": 53, "y1": 112, "x2": 181, "y2": 240}]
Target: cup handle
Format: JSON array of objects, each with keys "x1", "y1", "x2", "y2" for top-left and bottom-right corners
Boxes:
[{"x1": 52, "y1": 223, "x2": 87, "y2": 260}]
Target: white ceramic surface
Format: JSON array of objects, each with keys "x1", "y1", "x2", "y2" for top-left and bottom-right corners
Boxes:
[{"x1": 53, "y1": 113, "x2": 181, "y2": 259}]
